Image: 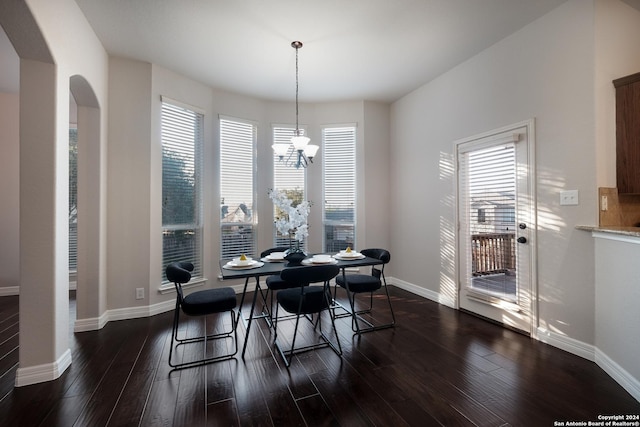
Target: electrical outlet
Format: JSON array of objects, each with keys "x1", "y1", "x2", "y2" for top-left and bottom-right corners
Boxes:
[
  {"x1": 601, "y1": 195, "x2": 608, "y2": 211},
  {"x1": 560, "y1": 190, "x2": 579, "y2": 206},
  {"x1": 136, "y1": 288, "x2": 144, "y2": 300}
]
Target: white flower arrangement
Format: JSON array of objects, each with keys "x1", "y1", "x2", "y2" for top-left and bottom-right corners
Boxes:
[{"x1": 268, "y1": 188, "x2": 310, "y2": 245}]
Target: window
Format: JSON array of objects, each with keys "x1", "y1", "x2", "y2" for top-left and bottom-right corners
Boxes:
[
  {"x1": 477, "y1": 208, "x2": 486, "y2": 223},
  {"x1": 69, "y1": 126, "x2": 78, "y2": 272},
  {"x1": 220, "y1": 117, "x2": 256, "y2": 258},
  {"x1": 322, "y1": 125, "x2": 356, "y2": 252},
  {"x1": 273, "y1": 125, "x2": 306, "y2": 249},
  {"x1": 161, "y1": 100, "x2": 203, "y2": 281}
]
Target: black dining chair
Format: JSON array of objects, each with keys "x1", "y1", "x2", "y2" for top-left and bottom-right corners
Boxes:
[
  {"x1": 273, "y1": 264, "x2": 342, "y2": 367},
  {"x1": 166, "y1": 261, "x2": 238, "y2": 369},
  {"x1": 334, "y1": 248, "x2": 395, "y2": 335},
  {"x1": 261, "y1": 246, "x2": 298, "y2": 326}
]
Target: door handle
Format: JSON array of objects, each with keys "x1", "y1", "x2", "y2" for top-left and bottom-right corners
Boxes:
[{"x1": 517, "y1": 236, "x2": 527, "y2": 244}]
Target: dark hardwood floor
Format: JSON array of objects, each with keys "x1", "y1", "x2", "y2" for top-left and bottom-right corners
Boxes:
[{"x1": 0, "y1": 286, "x2": 638, "y2": 426}]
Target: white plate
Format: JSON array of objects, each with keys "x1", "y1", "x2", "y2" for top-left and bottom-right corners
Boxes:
[
  {"x1": 264, "y1": 254, "x2": 286, "y2": 262},
  {"x1": 223, "y1": 260, "x2": 264, "y2": 269},
  {"x1": 302, "y1": 258, "x2": 338, "y2": 265},
  {"x1": 261, "y1": 256, "x2": 286, "y2": 263},
  {"x1": 334, "y1": 253, "x2": 365, "y2": 260},
  {"x1": 267, "y1": 252, "x2": 286, "y2": 260}
]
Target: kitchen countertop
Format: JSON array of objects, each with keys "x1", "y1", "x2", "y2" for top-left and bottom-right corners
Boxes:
[{"x1": 576, "y1": 225, "x2": 640, "y2": 237}]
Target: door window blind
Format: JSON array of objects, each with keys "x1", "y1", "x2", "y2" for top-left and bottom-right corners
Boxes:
[{"x1": 459, "y1": 142, "x2": 516, "y2": 281}]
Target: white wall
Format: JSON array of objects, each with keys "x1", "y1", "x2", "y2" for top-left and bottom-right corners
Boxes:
[
  {"x1": 106, "y1": 57, "x2": 153, "y2": 311},
  {"x1": 361, "y1": 101, "x2": 391, "y2": 251},
  {"x1": 0, "y1": 0, "x2": 110, "y2": 384},
  {"x1": 0, "y1": 93, "x2": 19, "y2": 293},
  {"x1": 390, "y1": 0, "x2": 598, "y2": 343},
  {"x1": 594, "y1": 235, "x2": 640, "y2": 399}
]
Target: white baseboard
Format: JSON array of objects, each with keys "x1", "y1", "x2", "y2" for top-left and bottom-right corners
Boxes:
[
  {"x1": 596, "y1": 348, "x2": 640, "y2": 402},
  {"x1": 15, "y1": 349, "x2": 72, "y2": 387},
  {"x1": 74, "y1": 311, "x2": 109, "y2": 332},
  {"x1": 389, "y1": 277, "x2": 456, "y2": 308},
  {"x1": 73, "y1": 287, "x2": 250, "y2": 331},
  {"x1": 536, "y1": 327, "x2": 596, "y2": 362},
  {"x1": 0, "y1": 286, "x2": 19, "y2": 296}
]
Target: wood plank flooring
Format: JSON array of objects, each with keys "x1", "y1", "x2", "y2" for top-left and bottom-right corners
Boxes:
[{"x1": 0, "y1": 287, "x2": 638, "y2": 426}]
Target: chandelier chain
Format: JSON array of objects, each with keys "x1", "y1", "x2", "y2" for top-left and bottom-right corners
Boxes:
[{"x1": 295, "y1": 43, "x2": 300, "y2": 135}]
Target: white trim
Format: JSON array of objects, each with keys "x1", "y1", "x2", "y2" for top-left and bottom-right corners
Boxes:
[
  {"x1": 0, "y1": 286, "x2": 19, "y2": 296},
  {"x1": 596, "y1": 348, "x2": 640, "y2": 402},
  {"x1": 107, "y1": 299, "x2": 175, "y2": 322},
  {"x1": 14, "y1": 349, "x2": 72, "y2": 387},
  {"x1": 74, "y1": 311, "x2": 109, "y2": 332},
  {"x1": 320, "y1": 122, "x2": 358, "y2": 129},
  {"x1": 219, "y1": 113, "x2": 258, "y2": 127},
  {"x1": 389, "y1": 277, "x2": 456, "y2": 308},
  {"x1": 158, "y1": 277, "x2": 206, "y2": 295},
  {"x1": 536, "y1": 327, "x2": 595, "y2": 361},
  {"x1": 592, "y1": 231, "x2": 640, "y2": 245},
  {"x1": 73, "y1": 285, "x2": 249, "y2": 331},
  {"x1": 161, "y1": 95, "x2": 205, "y2": 115}
]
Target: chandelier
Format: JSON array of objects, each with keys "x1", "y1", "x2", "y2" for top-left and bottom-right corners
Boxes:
[{"x1": 272, "y1": 41, "x2": 319, "y2": 169}]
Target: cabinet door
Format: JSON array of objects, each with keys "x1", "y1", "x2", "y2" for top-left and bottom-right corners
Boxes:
[{"x1": 615, "y1": 73, "x2": 640, "y2": 194}]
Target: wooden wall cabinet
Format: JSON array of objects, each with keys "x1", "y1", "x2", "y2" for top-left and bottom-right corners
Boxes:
[{"x1": 614, "y1": 72, "x2": 640, "y2": 194}]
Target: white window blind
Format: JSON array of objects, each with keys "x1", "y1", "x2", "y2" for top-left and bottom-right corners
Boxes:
[
  {"x1": 220, "y1": 117, "x2": 256, "y2": 259},
  {"x1": 273, "y1": 126, "x2": 306, "y2": 248},
  {"x1": 322, "y1": 126, "x2": 356, "y2": 252},
  {"x1": 161, "y1": 101, "x2": 203, "y2": 281},
  {"x1": 69, "y1": 127, "x2": 78, "y2": 272},
  {"x1": 459, "y1": 142, "x2": 516, "y2": 280},
  {"x1": 461, "y1": 144, "x2": 516, "y2": 234}
]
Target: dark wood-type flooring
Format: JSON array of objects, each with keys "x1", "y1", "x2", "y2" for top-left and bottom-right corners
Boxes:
[{"x1": 0, "y1": 286, "x2": 638, "y2": 426}]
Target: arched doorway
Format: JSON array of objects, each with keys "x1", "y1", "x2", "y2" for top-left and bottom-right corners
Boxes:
[{"x1": 69, "y1": 75, "x2": 103, "y2": 332}]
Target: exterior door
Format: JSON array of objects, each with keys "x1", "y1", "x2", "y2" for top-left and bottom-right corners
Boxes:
[{"x1": 456, "y1": 120, "x2": 536, "y2": 334}]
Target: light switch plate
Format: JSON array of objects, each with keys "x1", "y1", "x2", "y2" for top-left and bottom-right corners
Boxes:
[{"x1": 560, "y1": 190, "x2": 579, "y2": 206}]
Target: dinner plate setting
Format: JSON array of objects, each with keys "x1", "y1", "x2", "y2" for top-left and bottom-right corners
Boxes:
[
  {"x1": 334, "y1": 250, "x2": 365, "y2": 260},
  {"x1": 261, "y1": 252, "x2": 287, "y2": 262},
  {"x1": 302, "y1": 255, "x2": 338, "y2": 265},
  {"x1": 222, "y1": 259, "x2": 265, "y2": 270}
]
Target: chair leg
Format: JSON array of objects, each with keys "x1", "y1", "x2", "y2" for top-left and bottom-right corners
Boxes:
[
  {"x1": 344, "y1": 280, "x2": 395, "y2": 335},
  {"x1": 319, "y1": 288, "x2": 342, "y2": 357},
  {"x1": 168, "y1": 308, "x2": 239, "y2": 370},
  {"x1": 168, "y1": 300, "x2": 181, "y2": 367},
  {"x1": 273, "y1": 286, "x2": 343, "y2": 368}
]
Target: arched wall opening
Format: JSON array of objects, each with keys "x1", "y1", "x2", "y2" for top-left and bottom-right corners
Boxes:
[{"x1": 69, "y1": 75, "x2": 103, "y2": 329}]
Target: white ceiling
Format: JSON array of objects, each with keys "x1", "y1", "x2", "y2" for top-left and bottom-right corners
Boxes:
[{"x1": 2, "y1": 0, "x2": 576, "y2": 102}]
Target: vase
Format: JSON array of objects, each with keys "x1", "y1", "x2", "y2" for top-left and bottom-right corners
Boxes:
[
  {"x1": 284, "y1": 240, "x2": 306, "y2": 266},
  {"x1": 284, "y1": 250, "x2": 305, "y2": 266}
]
